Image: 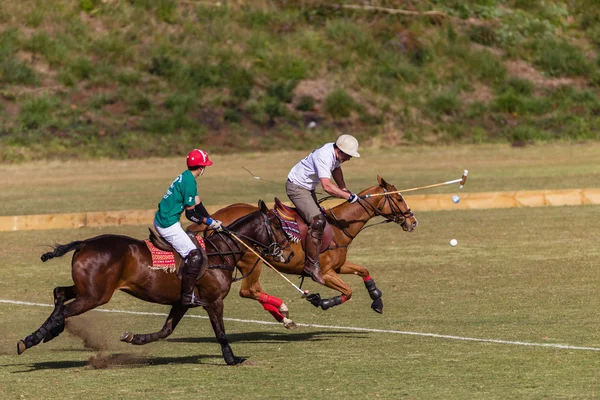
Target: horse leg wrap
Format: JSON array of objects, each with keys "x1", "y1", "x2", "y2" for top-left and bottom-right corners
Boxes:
[
  {"x1": 320, "y1": 295, "x2": 346, "y2": 310},
  {"x1": 259, "y1": 293, "x2": 283, "y2": 308},
  {"x1": 259, "y1": 293, "x2": 285, "y2": 322},
  {"x1": 23, "y1": 314, "x2": 65, "y2": 349},
  {"x1": 364, "y1": 277, "x2": 382, "y2": 300},
  {"x1": 261, "y1": 303, "x2": 284, "y2": 322},
  {"x1": 221, "y1": 344, "x2": 239, "y2": 366},
  {"x1": 131, "y1": 332, "x2": 161, "y2": 345}
]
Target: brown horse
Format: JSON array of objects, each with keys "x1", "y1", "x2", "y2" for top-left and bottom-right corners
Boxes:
[
  {"x1": 17, "y1": 201, "x2": 293, "y2": 365},
  {"x1": 191, "y1": 176, "x2": 418, "y2": 328}
]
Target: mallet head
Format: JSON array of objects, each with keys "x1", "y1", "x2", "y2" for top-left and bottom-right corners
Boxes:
[{"x1": 459, "y1": 170, "x2": 468, "y2": 189}]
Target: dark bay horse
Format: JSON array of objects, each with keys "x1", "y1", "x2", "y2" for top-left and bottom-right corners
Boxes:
[
  {"x1": 191, "y1": 176, "x2": 418, "y2": 328},
  {"x1": 17, "y1": 201, "x2": 293, "y2": 365}
]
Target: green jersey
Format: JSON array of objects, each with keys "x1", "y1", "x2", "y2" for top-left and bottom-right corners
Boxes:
[{"x1": 155, "y1": 170, "x2": 198, "y2": 228}]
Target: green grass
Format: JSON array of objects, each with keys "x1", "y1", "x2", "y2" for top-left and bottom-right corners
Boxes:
[
  {"x1": 1, "y1": 143, "x2": 599, "y2": 214},
  {"x1": 0, "y1": 151, "x2": 599, "y2": 397},
  {"x1": 1, "y1": 1, "x2": 600, "y2": 161}
]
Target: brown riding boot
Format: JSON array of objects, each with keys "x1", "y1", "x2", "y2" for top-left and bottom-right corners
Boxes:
[
  {"x1": 303, "y1": 226, "x2": 325, "y2": 285},
  {"x1": 181, "y1": 249, "x2": 207, "y2": 307}
]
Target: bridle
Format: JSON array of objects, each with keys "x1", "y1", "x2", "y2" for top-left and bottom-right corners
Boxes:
[
  {"x1": 228, "y1": 211, "x2": 290, "y2": 259},
  {"x1": 360, "y1": 188, "x2": 414, "y2": 225},
  {"x1": 327, "y1": 187, "x2": 414, "y2": 239},
  {"x1": 212, "y1": 211, "x2": 291, "y2": 282}
]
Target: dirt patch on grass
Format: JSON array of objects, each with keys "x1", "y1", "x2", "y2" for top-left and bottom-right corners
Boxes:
[
  {"x1": 462, "y1": 83, "x2": 494, "y2": 105},
  {"x1": 294, "y1": 79, "x2": 329, "y2": 103},
  {"x1": 505, "y1": 60, "x2": 587, "y2": 90}
]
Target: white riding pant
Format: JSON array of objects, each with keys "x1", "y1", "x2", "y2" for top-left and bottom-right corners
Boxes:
[{"x1": 153, "y1": 219, "x2": 197, "y2": 258}]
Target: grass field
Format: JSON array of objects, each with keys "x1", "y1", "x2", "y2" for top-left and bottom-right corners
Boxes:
[
  {"x1": 1, "y1": 144, "x2": 600, "y2": 399},
  {"x1": 1, "y1": 143, "x2": 600, "y2": 216}
]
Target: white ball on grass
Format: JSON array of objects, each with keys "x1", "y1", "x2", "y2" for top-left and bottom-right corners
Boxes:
[
  {"x1": 452, "y1": 194, "x2": 460, "y2": 203},
  {"x1": 449, "y1": 239, "x2": 458, "y2": 247}
]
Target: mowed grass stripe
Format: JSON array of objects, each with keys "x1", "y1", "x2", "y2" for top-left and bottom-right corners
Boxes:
[{"x1": 4, "y1": 299, "x2": 600, "y2": 352}]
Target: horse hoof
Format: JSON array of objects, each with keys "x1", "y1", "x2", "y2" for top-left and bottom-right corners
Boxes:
[
  {"x1": 120, "y1": 332, "x2": 134, "y2": 343},
  {"x1": 283, "y1": 318, "x2": 297, "y2": 330},
  {"x1": 226, "y1": 356, "x2": 246, "y2": 366},
  {"x1": 17, "y1": 340, "x2": 26, "y2": 355},
  {"x1": 371, "y1": 298, "x2": 383, "y2": 314},
  {"x1": 233, "y1": 356, "x2": 246, "y2": 365}
]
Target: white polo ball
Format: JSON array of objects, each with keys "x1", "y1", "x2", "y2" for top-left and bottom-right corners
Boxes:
[
  {"x1": 449, "y1": 239, "x2": 458, "y2": 247},
  {"x1": 452, "y1": 194, "x2": 460, "y2": 203}
]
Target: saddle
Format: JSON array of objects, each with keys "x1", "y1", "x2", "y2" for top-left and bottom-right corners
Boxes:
[
  {"x1": 273, "y1": 198, "x2": 334, "y2": 253},
  {"x1": 148, "y1": 228, "x2": 207, "y2": 279}
]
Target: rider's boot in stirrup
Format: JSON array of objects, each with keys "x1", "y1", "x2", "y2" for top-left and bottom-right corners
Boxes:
[
  {"x1": 181, "y1": 249, "x2": 206, "y2": 307},
  {"x1": 303, "y1": 215, "x2": 326, "y2": 285}
]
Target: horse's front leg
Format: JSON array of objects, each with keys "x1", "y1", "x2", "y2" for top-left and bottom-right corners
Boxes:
[
  {"x1": 338, "y1": 260, "x2": 383, "y2": 314},
  {"x1": 305, "y1": 268, "x2": 352, "y2": 311},
  {"x1": 204, "y1": 299, "x2": 245, "y2": 365},
  {"x1": 121, "y1": 304, "x2": 189, "y2": 345},
  {"x1": 238, "y1": 258, "x2": 296, "y2": 330}
]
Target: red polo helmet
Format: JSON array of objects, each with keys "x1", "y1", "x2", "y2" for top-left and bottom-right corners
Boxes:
[{"x1": 186, "y1": 149, "x2": 213, "y2": 167}]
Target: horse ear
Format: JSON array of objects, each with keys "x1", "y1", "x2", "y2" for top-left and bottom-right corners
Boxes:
[
  {"x1": 377, "y1": 175, "x2": 388, "y2": 187},
  {"x1": 258, "y1": 199, "x2": 268, "y2": 214}
]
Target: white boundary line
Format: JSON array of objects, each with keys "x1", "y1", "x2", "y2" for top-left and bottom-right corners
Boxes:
[{"x1": 3, "y1": 299, "x2": 599, "y2": 352}]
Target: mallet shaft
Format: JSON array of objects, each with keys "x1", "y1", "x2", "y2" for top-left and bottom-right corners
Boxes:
[
  {"x1": 362, "y1": 170, "x2": 469, "y2": 198},
  {"x1": 228, "y1": 232, "x2": 307, "y2": 296}
]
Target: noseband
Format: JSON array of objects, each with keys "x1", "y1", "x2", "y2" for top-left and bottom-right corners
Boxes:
[
  {"x1": 230, "y1": 212, "x2": 290, "y2": 259},
  {"x1": 328, "y1": 188, "x2": 414, "y2": 239},
  {"x1": 358, "y1": 188, "x2": 414, "y2": 225}
]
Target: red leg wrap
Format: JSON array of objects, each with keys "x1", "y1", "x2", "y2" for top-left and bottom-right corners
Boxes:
[
  {"x1": 363, "y1": 276, "x2": 372, "y2": 282},
  {"x1": 341, "y1": 295, "x2": 348, "y2": 303},
  {"x1": 261, "y1": 303, "x2": 284, "y2": 322},
  {"x1": 259, "y1": 293, "x2": 283, "y2": 308}
]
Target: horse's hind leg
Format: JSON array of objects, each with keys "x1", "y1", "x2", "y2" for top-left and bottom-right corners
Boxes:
[
  {"x1": 238, "y1": 262, "x2": 296, "y2": 329},
  {"x1": 38, "y1": 286, "x2": 78, "y2": 344},
  {"x1": 18, "y1": 294, "x2": 110, "y2": 355},
  {"x1": 205, "y1": 299, "x2": 245, "y2": 365},
  {"x1": 53, "y1": 285, "x2": 77, "y2": 308},
  {"x1": 121, "y1": 304, "x2": 189, "y2": 345}
]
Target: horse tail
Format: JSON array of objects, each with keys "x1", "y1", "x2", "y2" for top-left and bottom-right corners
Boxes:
[{"x1": 41, "y1": 241, "x2": 86, "y2": 262}]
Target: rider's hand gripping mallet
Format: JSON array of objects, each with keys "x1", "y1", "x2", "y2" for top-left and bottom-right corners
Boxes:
[
  {"x1": 227, "y1": 231, "x2": 309, "y2": 298},
  {"x1": 361, "y1": 170, "x2": 469, "y2": 198}
]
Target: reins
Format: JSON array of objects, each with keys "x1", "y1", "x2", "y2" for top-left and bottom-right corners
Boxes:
[
  {"x1": 320, "y1": 188, "x2": 414, "y2": 240},
  {"x1": 200, "y1": 211, "x2": 291, "y2": 281}
]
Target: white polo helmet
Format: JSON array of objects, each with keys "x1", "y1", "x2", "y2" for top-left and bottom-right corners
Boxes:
[{"x1": 335, "y1": 134, "x2": 360, "y2": 158}]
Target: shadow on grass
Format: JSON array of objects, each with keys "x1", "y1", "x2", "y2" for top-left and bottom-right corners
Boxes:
[
  {"x1": 8, "y1": 331, "x2": 366, "y2": 372},
  {"x1": 167, "y1": 329, "x2": 367, "y2": 344},
  {"x1": 9, "y1": 353, "x2": 229, "y2": 372}
]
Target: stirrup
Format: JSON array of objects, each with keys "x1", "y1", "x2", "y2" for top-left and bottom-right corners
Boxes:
[
  {"x1": 302, "y1": 263, "x2": 325, "y2": 285},
  {"x1": 181, "y1": 292, "x2": 208, "y2": 307}
]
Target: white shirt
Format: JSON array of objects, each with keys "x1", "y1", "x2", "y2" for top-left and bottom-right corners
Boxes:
[{"x1": 288, "y1": 143, "x2": 341, "y2": 190}]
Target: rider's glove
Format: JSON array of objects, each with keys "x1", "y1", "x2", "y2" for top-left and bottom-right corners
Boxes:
[
  {"x1": 206, "y1": 218, "x2": 224, "y2": 232},
  {"x1": 347, "y1": 193, "x2": 359, "y2": 204}
]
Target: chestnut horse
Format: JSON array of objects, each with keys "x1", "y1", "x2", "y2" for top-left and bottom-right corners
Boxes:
[
  {"x1": 191, "y1": 176, "x2": 418, "y2": 328},
  {"x1": 17, "y1": 201, "x2": 293, "y2": 365}
]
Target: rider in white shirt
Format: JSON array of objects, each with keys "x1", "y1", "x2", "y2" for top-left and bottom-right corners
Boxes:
[{"x1": 286, "y1": 134, "x2": 360, "y2": 284}]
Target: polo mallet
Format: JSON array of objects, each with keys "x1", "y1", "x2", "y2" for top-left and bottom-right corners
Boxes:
[
  {"x1": 242, "y1": 166, "x2": 325, "y2": 195},
  {"x1": 227, "y1": 230, "x2": 309, "y2": 298},
  {"x1": 242, "y1": 166, "x2": 287, "y2": 188},
  {"x1": 361, "y1": 170, "x2": 469, "y2": 198}
]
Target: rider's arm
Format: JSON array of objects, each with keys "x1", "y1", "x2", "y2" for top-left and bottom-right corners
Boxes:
[
  {"x1": 184, "y1": 196, "x2": 213, "y2": 225},
  {"x1": 320, "y1": 177, "x2": 353, "y2": 200},
  {"x1": 331, "y1": 167, "x2": 347, "y2": 191}
]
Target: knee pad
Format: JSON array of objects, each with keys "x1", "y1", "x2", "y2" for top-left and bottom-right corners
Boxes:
[
  {"x1": 310, "y1": 214, "x2": 327, "y2": 232},
  {"x1": 186, "y1": 249, "x2": 204, "y2": 265}
]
